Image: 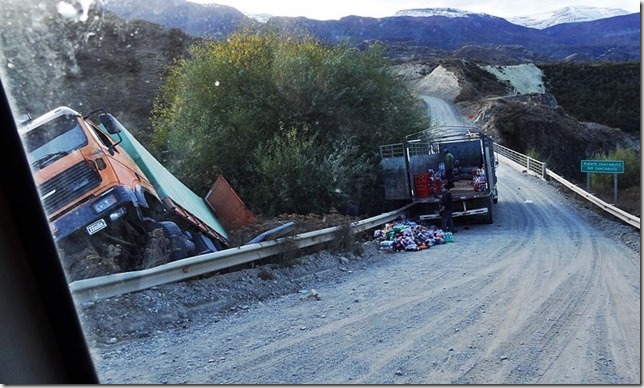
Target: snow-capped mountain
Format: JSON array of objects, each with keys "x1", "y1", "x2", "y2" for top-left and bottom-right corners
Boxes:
[
  {"x1": 508, "y1": 6, "x2": 631, "y2": 29},
  {"x1": 244, "y1": 13, "x2": 272, "y2": 23},
  {"x1": 395, "y1": 8, "x2": 495, "y2": 19},
  {"x1": 395, "y1": 6, "x2": 632, "y2": 30},
  {"x1": 100, "y1": 0, "x2": 640, "y2": 62}
]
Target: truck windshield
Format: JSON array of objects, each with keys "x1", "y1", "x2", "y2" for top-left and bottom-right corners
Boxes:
[{"x1": 23, "y1": 114, "x2": 88, "y2": 170}]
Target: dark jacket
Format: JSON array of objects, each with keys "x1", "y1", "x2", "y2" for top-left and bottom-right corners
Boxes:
[{"x1": 440, "y1": 190, "x2": 453, "y2": 213}]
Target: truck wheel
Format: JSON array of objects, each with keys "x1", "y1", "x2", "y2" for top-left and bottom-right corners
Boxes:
[
  {"x1": 158, "y1": 221, "x2": 195, "y2": 261},
  {"x1": 144, "y1": 221, "x2": 196, "y2": 266}
]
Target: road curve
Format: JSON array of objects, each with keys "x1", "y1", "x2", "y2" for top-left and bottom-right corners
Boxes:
[
  {"x1": 96, "y1": 160, "x2": 640, "y2": 384},
  {"x1": 422, "y1": 95, "x2": 468, "y2": 129}
]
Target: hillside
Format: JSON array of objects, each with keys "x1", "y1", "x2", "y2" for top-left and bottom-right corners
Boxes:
[
  {"x1": 0, "y1": 0, "x2": 196, "y2": 144},
  {"x1": 400, "y1": 60, "x2": 638, "y2": 165},
  {"x1": 100, "y1": 0, "x2": 252, "y2": 39}
]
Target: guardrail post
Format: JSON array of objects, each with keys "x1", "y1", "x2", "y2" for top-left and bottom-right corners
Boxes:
[
  {"x1": 526, "y1": 157, "x2": 530, "y2": 172},
  {"x1": 542, "y1": 162, "x2": 549, "y2": 180},
  {"x1": 614, "y1": 173, "x2": 618, "y2": 204}
]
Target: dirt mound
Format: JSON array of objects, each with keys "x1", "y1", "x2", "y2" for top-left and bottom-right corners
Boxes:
[{"x1": 396, "y1": 60, "x2": 513, "y2": 102}]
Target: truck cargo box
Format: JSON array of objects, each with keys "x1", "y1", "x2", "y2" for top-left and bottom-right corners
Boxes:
[{"x1": 380, "y1": 127, "x2": 498, "y2": 223}]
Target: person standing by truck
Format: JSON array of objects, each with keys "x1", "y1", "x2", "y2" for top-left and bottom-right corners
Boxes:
[
  {"x1": 440, "y1": 185, "x2": 457, "y2": 233},
  {"x1": 444, "y1": 148, "x2": 455, "y2": 189}
]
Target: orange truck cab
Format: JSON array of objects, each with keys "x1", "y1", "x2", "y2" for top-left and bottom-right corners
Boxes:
[
  {"x1": 19, "y1": 106, "x2": 228, "y2": 276},
  {"x1": 22, "y1": 107, "x2": 158, "y2": 241}
]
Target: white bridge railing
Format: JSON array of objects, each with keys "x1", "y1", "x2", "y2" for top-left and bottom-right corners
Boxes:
[{"x1": 494, "y1": 143, "x2": 640, "y2": 230}]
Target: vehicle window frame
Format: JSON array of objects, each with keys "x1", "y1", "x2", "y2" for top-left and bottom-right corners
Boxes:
[
  {"x1": 0, "y1": 78, "x2": 99, "y2": 383},
  {"x1": 87, "y1": 119, "x2": 119, "y2": 151}
]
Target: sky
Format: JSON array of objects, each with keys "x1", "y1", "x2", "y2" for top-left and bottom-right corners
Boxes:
[{"x1": 188, "y1": 0, "x2": 641, "y2": 20}]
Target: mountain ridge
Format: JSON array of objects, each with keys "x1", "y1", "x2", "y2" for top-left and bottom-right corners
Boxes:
[{"x1": 97, "y1": 1, "x2": 641, "y2": 62}]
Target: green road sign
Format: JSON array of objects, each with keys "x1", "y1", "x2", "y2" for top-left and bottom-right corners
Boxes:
[{"x1": 580, "y1": 160, "x2": 624, "y2": 174}]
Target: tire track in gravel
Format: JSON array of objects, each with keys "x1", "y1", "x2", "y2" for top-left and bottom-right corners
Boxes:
[
  {"x1": 447, "y1": 163, "x2": 639, "y2": 384},
  {"x1": 184, "y1": 166, "x2": 543, "y2": 383},
  {"x1": 208, "y1": 165, "x2": 600, "y2": 383},
  {"x1": 383, "y1": 165, "x2": 600, "y2": 383}
]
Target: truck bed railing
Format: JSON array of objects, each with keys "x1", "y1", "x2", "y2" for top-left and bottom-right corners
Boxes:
[{"x1": 379, "y1": 143, "x2": 405, "y2": 159}]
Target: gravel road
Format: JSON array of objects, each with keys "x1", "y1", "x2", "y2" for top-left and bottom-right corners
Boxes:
[
  {"x1": 422, "y1": 95, "x2": 468, "y2": 128},
  {"x1": 89, "y1": 158, "x2": 640, "y2": 384}
]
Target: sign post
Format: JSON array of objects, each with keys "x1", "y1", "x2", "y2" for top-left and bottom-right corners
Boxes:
[{"x1": 580, "y1": 160, "x2": 624, "y2": 204}]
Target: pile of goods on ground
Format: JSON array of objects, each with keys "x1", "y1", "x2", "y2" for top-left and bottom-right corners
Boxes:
[{"x1": 372, "y1": 219, "x2": 454, "y2": 252}]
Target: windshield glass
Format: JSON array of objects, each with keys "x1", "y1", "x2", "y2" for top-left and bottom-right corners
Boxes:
[
  {"x1": 23, "y1": 114, "x2": 88, "y2": 168},
  {"x1": 0, "y1": 0, "x2": 640, "y2": 385}
]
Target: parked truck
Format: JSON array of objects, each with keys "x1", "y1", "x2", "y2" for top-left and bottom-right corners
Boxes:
[
  {"x1": 19, "y1": 106, "x2": 233, "y2": 280},
  {"x1": 379, "y1": 126, "x2": 498, "y2": 223}
]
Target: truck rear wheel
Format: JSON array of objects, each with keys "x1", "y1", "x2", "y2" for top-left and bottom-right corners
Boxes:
[
  {"x1": 141, "y1": 220, "x2": 195, "y2": 269},
  {"x1": 158, "y1": 220, "x2": 195, "y2": 260}
]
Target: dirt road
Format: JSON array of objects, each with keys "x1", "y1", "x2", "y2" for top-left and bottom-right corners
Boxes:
[
  {"x1": 93, "y1": 159, "x2": 640, "y2": 384},
  {"x1": 422, "y1": 95, "x2": 468, "y2": 128}
]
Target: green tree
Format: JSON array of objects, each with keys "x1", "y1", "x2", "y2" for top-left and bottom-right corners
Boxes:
[
  {"x1": 152, "y1": 30, "x2": 427, "y2": 216},
  {"x1": 252, "y1": 127, "x2": 372, "y2": 215}
]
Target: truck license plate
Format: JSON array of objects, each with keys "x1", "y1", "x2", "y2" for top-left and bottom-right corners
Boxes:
[{"x1": 86, "y1": 219, "x2": 107, "y2": 235}]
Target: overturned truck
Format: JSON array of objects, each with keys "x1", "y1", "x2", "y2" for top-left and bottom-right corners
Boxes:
[
  {"x1": 19, "y1": 106, "x2": 249, "y2": 280},
  {"x1": 380, "y1": 126, "x2": 498, "y2": 224}
]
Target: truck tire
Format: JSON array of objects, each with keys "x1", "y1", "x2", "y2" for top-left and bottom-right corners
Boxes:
[{"x1": 158, "y1": 221, "x2": 196, "y2": 261}]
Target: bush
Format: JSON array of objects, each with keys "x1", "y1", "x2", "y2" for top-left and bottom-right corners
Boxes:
[
  {"x1": 151, "y1": 30, "x2": 428, "y2": 216},
  {"x1": 590, "y1": 146, "x2": 640, "y2": 190}
]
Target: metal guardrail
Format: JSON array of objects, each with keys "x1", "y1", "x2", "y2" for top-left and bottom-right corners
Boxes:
[
  {"x1": 546, "y1": 170, "x2": 640, "y2": 229},
  {"x1": 495, "y1": 143, "x2": 547, "y2": 179},
  {"x1": 494, "y1": 143, "x2": 640, "y2": 230},
  {"x1": 69, "y1": 203, "x2": 416, "y2": 302}
]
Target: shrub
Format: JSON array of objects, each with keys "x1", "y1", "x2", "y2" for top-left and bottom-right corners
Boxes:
[
  {"x1": 151, "y1": 30, "x2": 428, "y2": 216},
  {"x1": 590, "y1": 146, "x2": 640, "y2": 190}
]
